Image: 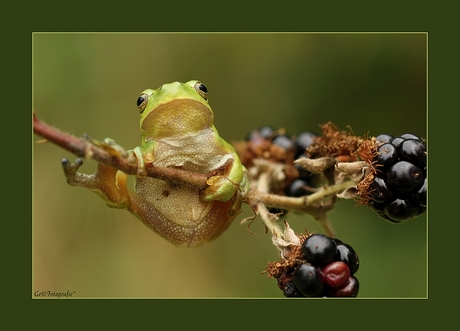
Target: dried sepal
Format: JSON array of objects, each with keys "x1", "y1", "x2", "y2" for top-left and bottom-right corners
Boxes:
[
  {"x1": 306, "y1": 122, "x2": 362, "y2": 160},
  {"x1": 335, "y1": 161, "x2": 368, "y2": 181},
  {"x1": 252, "y1": 159, "x2": 286, "y2": 182},
  {"x1": 272, "y1": 221, "x2": 301, "y2": 260},
  {"x1": 233, "y1": 128, "x2": 291, "y2": 168},
  {"x1": 294, "y1": 156, "x2": 336, "y2": 174},
  {"x1": 355, "y1": 135, "x2": 380, "y2": 205},
  {"x1": 336, "y1": 185, "x2": 358, "y2": 199},
  {"x1": 265, "y1": 226, "x2": 311, "y2": 279}
]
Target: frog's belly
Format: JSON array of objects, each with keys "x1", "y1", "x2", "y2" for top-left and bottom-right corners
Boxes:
[{"x1": 129, "y1": 177, "x2": 237, "y2": 248}]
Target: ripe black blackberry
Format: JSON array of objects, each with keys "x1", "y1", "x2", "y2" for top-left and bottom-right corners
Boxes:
[
  {"x1": 301, "y1": 233, "x2": 337, "y2": 266},
  {"x1": 292, "y1": 264, "x2": 324, "y2": 297},
  {"x1": 269, "y1": 233, "x2": 360, "y2": 298},
  {"x1": 287, "y1": 131, "x2": 321, "y2": 196},
  {"x1": 277, "y1": 272, "x2": 303, "y2": 297},
  {"x1": 295, "y1": 131, "x2": 317, "y2": 157},
  {"x1": 368, "y1": 133, "x2": 427, "y2": 222},
  {"x1": 239, "y1": 127, "x2": 320, "y2": 198}
]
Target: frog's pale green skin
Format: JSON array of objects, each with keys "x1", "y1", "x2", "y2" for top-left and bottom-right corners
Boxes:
[{"x1": 63, "y1": 80, "x2": 248, "y2": 248}]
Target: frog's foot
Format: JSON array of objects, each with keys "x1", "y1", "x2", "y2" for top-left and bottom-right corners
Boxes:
[
  {"x1": 62, "y1": 158, "x2": 88, "y2": 187},
  {"x1": 202, "y1": 175, "x2": 239, "y2": 202},
  {"x1": 237, "y1": 174, "x2": 250, "y2": 200},
  {"x1": 61, "y1": 158, "x2": 130, "y2": 209},
  {"x1": 82, "y1": 136, "x2": 149, "y2": 178}
]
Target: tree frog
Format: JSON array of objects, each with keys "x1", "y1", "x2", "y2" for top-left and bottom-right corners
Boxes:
[{"x1": 62, "y1": 80, "x2": 249, "y2": 248}]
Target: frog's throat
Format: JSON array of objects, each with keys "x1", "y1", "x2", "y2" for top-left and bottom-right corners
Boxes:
[{"x1": 141, "y1": 99, "x2": 214, "y2": 141}]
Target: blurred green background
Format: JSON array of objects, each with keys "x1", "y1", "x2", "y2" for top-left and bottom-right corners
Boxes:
[{"x1": 33, "y1": 33, "x2": 427, "y2": 298}]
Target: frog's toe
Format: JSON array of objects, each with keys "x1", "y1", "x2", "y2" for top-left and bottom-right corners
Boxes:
[
  {"x1": 129, "y1": 147, "x2": 148, "y2": 177},
  {"x1": 100, "y1": 138, "x2": 128, "y2": 157},
  {"x1": 61, "y1": 158, "x2": 83, "y2": 172},
  {"x1": 203, "y1": 181, "x2": 237, "y2": 202},
  {"x1": 61, "y1": 158, "x2": 84, "y2": 184},
  {"x1": 83, "y1": 136, "x2": 128, "y2": 157}
]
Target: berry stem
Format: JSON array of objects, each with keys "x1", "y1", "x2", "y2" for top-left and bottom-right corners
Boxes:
[
  {"x1": 256, "y1": 201, "x2": 284, "y2": 239},
  {"x1": 246, "y1": 169, "x2": 356, "y2": 240},
  {"x1": 248, "y1": 179, "x2": 357, "y2": 212},
  {"x1": 252, "y1": 172, "x2": 284, "y2": 238},
  {"x1": 317, "y1": 214, "x2": 336, "y2": 238}
]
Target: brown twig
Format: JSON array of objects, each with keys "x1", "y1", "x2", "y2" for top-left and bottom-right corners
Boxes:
[{"x1": 32, "y1": 112, "x2": 209, "y2": 189}]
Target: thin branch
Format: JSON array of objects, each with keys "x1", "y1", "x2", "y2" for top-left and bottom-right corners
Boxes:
[
  {"x1": 316, "y1": 214, "x2": 336, "y2": 238},
  {"x1": 247, "y1": 179, "x2": 356, "y2": 213},
  {"x1": 33, "y1": 112, "x2": 209, "y2": 189},
  {"x1": 252, "y1": 172, "x2": 284, "y2": 239},
  {"x1": 255, "y1": 201, "x2": 284, "y2": 239}
]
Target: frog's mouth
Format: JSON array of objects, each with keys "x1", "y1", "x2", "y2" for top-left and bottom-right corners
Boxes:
[{"x1": 142, "y1": 99, "x2": 214, "y2": 140}]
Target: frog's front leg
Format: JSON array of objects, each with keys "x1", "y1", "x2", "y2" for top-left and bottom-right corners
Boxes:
[
  {"x1": 62, "y1": 158, "x2": 131, "y2": 209},
  {"x1": 61, "y1": 135, "x2": 152, "y2": 209},
  {"x1": 203, "y1": 151, "x2": 249, "y2": 203}
]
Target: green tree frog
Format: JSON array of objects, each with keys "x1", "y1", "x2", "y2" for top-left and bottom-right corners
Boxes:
[{"x1": 62, "y1": 80, "x2": 249, "y2": 248}]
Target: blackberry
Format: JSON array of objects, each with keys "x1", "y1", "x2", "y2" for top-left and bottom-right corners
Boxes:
[
  {"x1": 295, "y1": 160, "x2": 313, "y2": 181},
  {"x1": 258, "y1": 125, "x2": 275, "y2": 139},
  {"x1": 400, "y1": 133, "x2": 421, "y2": 140},
  {"x1": 399, "y1": 139, "x2": 426, "y2": 168},
  {"x1": 301, "y1": 233, "x2": 337, "y2": 266},
  {"x1": 295, "y1": 131, "x2": 317, "y2": 157},
  {"x1": 386, "y1": 161, "x2": 423, "y2": 192},
  {"x1": 384, "y1": 197, "x2": 419, "y2": 222},
  {"x1": 327, "y1": 276, "x2": 359, "y2": 297},
  {"x1": 416, "y1": 178, "x2": 427, "y2": 207},
  {"x1": 320, "y1": 261, "x2": 350, "y2": 288},
  {"x1": 374, "y1": 143, "x2": 398, "y2": 169},
  {"x1": 369, "y1": 201, "x2": 399, "y2": 223},
  {"x1": 241, "y1": 127, "x2": 322, "y2": 199},
  {"x1": 369, "y1": 176, "x2": 392, "y2": 203},
  {"x1": 269, "y1": 234, "x2": 360, "y2": 298},
  {"x1": 367, "y1": 132, "x2": 427, "y2": 222},
  {"x1": 285, "y1": 178, "x2": 310, "y2": 197},
  {"x1": 294, "y1": 153, "x2": 321, "y2": 190},
  {"x1": 335, "y1": 243, "x2": 360, "y2": 275},
  {"x1": 292, "y1": 264, "x2": 323, "y2": 297},
  {"x1": 389, "y1": 136, "x2": 405, "y2": 149},
  {"x1": 277, "y1": 272, "x2": 303, "y2": 297},
  {"x1": 282, "y1": 280, "x2": 303, "y2": 297},
  {"x1": 246, "y1": 125, "x2": 275, "y2": 141},
  {"x1": 375, "y1": 133, "x2": 394, "y2": 144},
  {"x1": 267, "y1": 207, "x2": 287, "y2": 216},
  {"x1": 272, "y1": 134, "x2": 296, "y2": 151}
]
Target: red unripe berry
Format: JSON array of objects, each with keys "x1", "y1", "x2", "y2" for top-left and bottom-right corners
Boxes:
[{"x1": 321, "y1": 261, "x2": 350, "y2": 288}]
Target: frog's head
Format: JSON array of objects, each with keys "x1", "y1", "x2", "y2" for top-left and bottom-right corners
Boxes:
[{"x1": 136, "y1": 80, "x2": 214, "y2": 141}]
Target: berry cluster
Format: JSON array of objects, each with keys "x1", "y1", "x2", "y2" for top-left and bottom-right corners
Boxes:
[
  {"x1": 274, "y1": 233, "x2": 360, "y2": 298},
  {"x1": 367, "y1": 133, "x2": 427, "y2": 222},
  {"x1": 241, "y1": 126, "x2": 321, "y2": 198}
]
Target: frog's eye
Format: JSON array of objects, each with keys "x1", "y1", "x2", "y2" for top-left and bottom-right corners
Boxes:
[
  {"x1": 194, "y1": 82, "x2": 208, "y2": 100},
  {"x1": 136, "y1": 93, "x2": 149, "y2": 113}
]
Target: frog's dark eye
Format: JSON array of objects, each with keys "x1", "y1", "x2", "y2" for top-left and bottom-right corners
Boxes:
[
  {"x1": 194, "y1": 82, "x2": 208, "y2": 100},
  {"x1": 136, "y1": 93, "x2": 149, "y2": 113}
]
